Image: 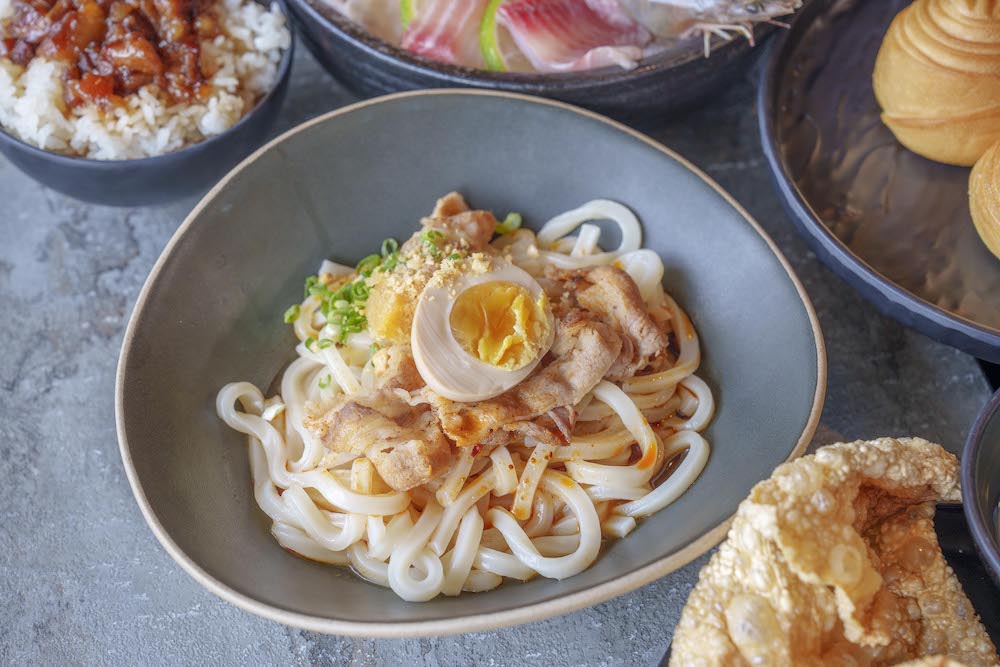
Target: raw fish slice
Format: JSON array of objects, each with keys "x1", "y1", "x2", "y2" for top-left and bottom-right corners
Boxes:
[
  {"x1": 401, "y1": 0, "x2": 488, "y2": 66},
  {"x1": 496, "y1": 0, "x2": 651, "y2": 72}
]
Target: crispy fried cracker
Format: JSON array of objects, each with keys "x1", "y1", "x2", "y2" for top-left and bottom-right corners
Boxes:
[{"x1": 670, "y1": 438, "x2": 998, "y2": 666}]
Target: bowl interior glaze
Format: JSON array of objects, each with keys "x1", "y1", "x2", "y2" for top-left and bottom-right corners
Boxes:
[{"x1": 117, "y1": 91, "x2": 824, "y2": 635}]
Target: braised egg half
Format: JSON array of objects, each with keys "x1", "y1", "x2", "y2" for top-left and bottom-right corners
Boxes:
[{"x1": 412, "y1": 261, "x2": 554, "y2": 402}]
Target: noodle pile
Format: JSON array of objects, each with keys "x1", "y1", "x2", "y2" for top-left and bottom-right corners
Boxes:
[{"x1": 217, "y1": 199, "x2": 714, "y2": 601}]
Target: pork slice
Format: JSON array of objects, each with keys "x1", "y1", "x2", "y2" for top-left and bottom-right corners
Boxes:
[
  {"x1": 364, "y1": 410, "x2": 453, "y2": 492},
  {"x1": 430, "y1": 191, "x2": 471, "y2": 218},
  {"x1": 434, "y1": 310, "x2": 621, "y2": 448},
  {"x1": 304, "y1": 398, "x2": 398, "y2": 459},
  {"x1": 401, "y1": 192, "x2": 497, "y2": 254},
  {"x1": 372, "y1": 344, "x2": 424, "y2": 393},
  {"x1": 303, "y1": 390, "x2": 452, "y2": 492},
  {"x1": 547, "y1": 265, "x2": 667, "y2": 381}
]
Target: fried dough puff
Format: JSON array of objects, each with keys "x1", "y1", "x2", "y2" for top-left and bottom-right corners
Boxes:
[{"x1": 671, "y1": 438, "x2": 998, "y2": 666}]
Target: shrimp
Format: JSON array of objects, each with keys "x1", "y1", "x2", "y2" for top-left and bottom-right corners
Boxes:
[{"x1": 618, "y1": 0, "x2": 801, "y2": 56}]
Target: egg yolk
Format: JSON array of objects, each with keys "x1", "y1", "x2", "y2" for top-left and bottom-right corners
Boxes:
[{"x1": 449, "y1": 281, "x2": 549, "y2": 371}]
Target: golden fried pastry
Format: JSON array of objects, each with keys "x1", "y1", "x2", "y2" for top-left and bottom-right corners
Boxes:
[
  {"x1": 970, "y1": 141, "x2": 1000, "y2": 260},
  {"x1": 873, "y1": 0, "x2": 1000, "y2": 166},
  {"x1": 670, "y1": 437, "x2": 998, "y2": 666}
]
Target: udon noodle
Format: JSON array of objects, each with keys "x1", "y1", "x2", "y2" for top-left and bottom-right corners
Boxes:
[{"x1": 217, "y1": 197, "x2": 713, "y2": 601}]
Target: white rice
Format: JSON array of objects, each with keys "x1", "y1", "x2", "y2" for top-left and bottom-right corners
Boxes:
[{"x1": 0, "y1": 0, "x2": 290, "y2": 160}]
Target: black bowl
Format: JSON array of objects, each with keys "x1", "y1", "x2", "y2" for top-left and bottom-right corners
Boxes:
[
  {"x1": 285, "y1": 0, "x2": 776, "y2": 121},
  {"x1": 0, "y1": 0, "x2": 294, "y2": 207},
  {"x1": 963, "y1": 388, "x2": 1000, "y2": 588}
]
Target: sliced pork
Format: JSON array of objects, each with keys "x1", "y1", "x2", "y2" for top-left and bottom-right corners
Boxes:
[
  {"x1": 399, "y1": 191, "x2": 497, "y2": 255},
  {"x1": 434, "y1": 309, "x2": 621, "y2": 447},
  {"x1": 547, "y1": 265, "x2": 668, "y2": 380},
  {"x1": 303, "y1": 346, "x2": 452, "y2": 492}
]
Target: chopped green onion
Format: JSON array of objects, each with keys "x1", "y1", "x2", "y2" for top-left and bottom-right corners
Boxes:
[
  {"x1": 297, "y1": 241, "x2": 388, "y2": 350},
  {"x1": 308, "y1": 282, "x2": 330, "y2": 297},
  {"x1": 447, "y1": 253, "x2": 461, "y2": 261},
  {"x1": 318, "y1": 374, "x2": 332, "y2": 389},
  {"x1": 381, "y1": 238, "x2": 399, "y2": 257},
  {"x1": 400, "y1": 0, "x2": 415, "y2": 28},
  {"x1": 420, "y1": 229, "x2": 444, "y2": 258},
  {"x1": 379, "y1": 253, "x2": 398, "y2": 273},
  {"x1": 331, "y1": 283, "x2": 354, "y2": 302},
  {"x1": 495, "y1": 212, "x2": 522, "y2": 234},
  {"x1": 480, "y1": 0, "x2": 507, "y2": 72},
  {"x1": 303, "y1": 275, "x2": 319, "y2": 298},
  {"x1": 357, "y1": 254, "x2": 381, "y2": 277},
  {"x1": 351, "y1": 281, "x2": 369, "y2": 301}
]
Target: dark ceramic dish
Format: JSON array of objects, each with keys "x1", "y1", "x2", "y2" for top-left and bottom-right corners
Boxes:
[
  {"x1": 0, "y1": 0, "x2": 294, "y2": 207},
  {"x1": 287, "y1": 0, "x2": 778, "y2": 120},
  {"x1": 116, "y1": 90, "x2": 825, "y2": 635},
  {"x1": 758, "y1": 0, "x2": 1000, "y2": 361},
  {"x1": 963, "y1": 388, "x2": 1000, "y2": 588}
]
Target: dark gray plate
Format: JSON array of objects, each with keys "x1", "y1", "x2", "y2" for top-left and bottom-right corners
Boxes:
[
  {"x1": 116, "y1": 91, "x2": 825, "y2": 636},
  {"x1": 759, "y1": 0, "x2": 1000, "y2": 361}
]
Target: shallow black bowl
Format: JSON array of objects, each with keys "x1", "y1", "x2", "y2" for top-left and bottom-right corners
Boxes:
[
  {"x1": 964, "y1": 389, "x2": 1000, "y2": 588},
  {"x1": 286, "y1": 0, "x2": 776, "y2": 120},
  {"x1": 0, "y1": 0, "x2": 294, "y2": 208},
  {"x1": 758, "y1": 0, "x2": 1000, "y2": 361}
]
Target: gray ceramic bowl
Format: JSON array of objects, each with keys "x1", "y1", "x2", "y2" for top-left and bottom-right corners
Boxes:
[
  {"x1": 963, "y1": 389, "x2": 1000, "y2": 587},
  {"x1": 116, "y1": 90, "x2": 826, "y2": 636},
  {"x1": 0, "y1": 0, "x2": 293, "y2": 207}
]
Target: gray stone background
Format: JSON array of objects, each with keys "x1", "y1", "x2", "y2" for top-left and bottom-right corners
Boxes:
[{"x1": 0, "y1": 49, "x2": 993, "y2": 666}]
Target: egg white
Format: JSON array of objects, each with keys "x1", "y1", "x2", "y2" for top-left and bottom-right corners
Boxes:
[{"x1": 411, "y1": 262, "x2": 554, "y2": 402}]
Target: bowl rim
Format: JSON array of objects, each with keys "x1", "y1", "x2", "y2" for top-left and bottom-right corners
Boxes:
[
  {"x1": 756, "y1": 0, "x2": 1000, "y2": 362},
  {"x1": 287, "y1": 0, "x2": 757, "y2": 86},
  {"x1": 962, "y1": 387, "x2": 1000, "y2": 582},
  {"x1": 115, "y1": 89, "x2": 827, "y2": 637},
  {"x1": 0, "y1": 0, "x2": 295, "y2": 167}
]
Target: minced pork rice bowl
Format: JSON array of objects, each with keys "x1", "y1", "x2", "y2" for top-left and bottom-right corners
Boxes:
[{"x1": 0, "y1": 0, "x2": 289, "y2": 160}]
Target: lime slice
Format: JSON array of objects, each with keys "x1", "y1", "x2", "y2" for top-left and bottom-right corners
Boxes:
[
  {"x1": 401, "y1": 0, "x2": 416, "y2": 29},
  {"x1": 480, "y1": 0, "x2": 507, "y2": 71}
]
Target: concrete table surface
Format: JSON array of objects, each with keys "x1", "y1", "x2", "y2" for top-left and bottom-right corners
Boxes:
[{"x1": 0, "y1": 49, "x2": 993, "y2": 667}]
